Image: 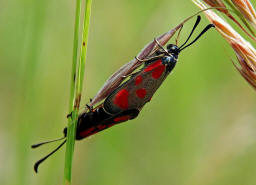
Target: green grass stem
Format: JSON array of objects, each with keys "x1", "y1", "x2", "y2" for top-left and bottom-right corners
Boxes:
[{"x1": 64, "y1": 0, "x2": 92, "y2": 184}]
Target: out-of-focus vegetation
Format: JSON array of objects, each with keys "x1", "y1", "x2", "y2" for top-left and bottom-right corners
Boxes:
[
  {"x1": 1, "y1": 0, "x2": 256, "y2": 185},
  {"x1": 195, "y1": 0, "x2": 256, "y2": 89}
]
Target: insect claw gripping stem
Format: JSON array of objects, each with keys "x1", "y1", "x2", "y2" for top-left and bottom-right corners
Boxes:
[
  {"x1": 86, "y1": 104, "x2": 93, "y2": 111},
  {"x1": 85, "y1": 98, "x2": 93, "y2": 111},
  {"x1": 66, "y1": 111, "x2": 73, "y2": 118}
]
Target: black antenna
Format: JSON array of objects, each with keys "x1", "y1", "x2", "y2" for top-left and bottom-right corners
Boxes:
[
  {"x1": 31, "y1": 136, "x2": 66, "y2": 148},
  {"x1": 179, "y1": 24, "x2": 215, "y2": 52},
  {"x1": 179, "y1": 15, "x2": 201, "y2": 49},
  {"x1": 33, "y1": 139, "x2": 66, "y2": 173}
]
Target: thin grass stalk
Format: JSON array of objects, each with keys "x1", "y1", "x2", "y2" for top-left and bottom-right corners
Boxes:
[
  {"x1": 76, "y1": 0, "x2": 92, "y2": 96},
  {"x1": 64, "y1": 0, "x2": 92, "y2": 184},
  {"x1": 64, "y1": 0, "x2": 82, "y2": 182},
  {"x1": 68, "y1": 0, "x2": 82, "y2": 118}
]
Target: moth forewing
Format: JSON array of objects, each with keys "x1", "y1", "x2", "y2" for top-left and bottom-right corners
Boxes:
[{"x1": 89, "y1": 17, "x2": 197, "y2": 108}]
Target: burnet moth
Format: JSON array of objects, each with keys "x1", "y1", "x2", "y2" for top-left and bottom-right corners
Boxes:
[{"x1": 32, "y1": 15, "x2": 214, "y2": 173}]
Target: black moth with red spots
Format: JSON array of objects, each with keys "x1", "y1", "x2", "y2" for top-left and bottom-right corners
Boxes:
[
  {"x1": 32, "y1": 16, "x2": 214, "y2": 173},
  {"x1": 74, "y1": 16, "x2": 214, "y2": 140}
]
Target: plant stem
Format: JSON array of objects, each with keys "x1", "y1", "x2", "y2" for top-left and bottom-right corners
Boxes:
[
  {"x1": 69, "y1": 0, "x2": 82, "y2": 117},
  {"x1": 64, "y1": 0, "x2": 82, "y2": 183},
  {"x1": 64, "y1": 0, "x2": 92, "y2": 184}
]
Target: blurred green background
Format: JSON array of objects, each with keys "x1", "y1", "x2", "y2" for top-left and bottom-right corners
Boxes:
[{"x1": 1, "y1": 0, "x2": 256, "y2": 185}]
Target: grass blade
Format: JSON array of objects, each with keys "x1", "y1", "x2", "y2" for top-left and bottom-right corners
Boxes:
[{"x1": 64, "y1": 0, "x2": 92, "y2": 184}]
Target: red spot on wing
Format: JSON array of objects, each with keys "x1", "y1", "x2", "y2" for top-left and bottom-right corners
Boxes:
[
  {"x1": 97, "y1": 124, "x2": 107, "y2": 130},
  {"x1": 114, "y1": 89, "x2": 129, "y2": 109},
  {"x1": 79, "y1": 123, "x2": 118, "y2": 139},
  {"x1": 79, "y1": 127, "x2": 96, "y2": 138},
  {"x1": 144, "y1": 60, "x2": 162, "y2": 72},
  {"x1": 136, "y1": 88, "x2": 147, "y2": 99},
  {"x1": 114, "y1": 115, "x2": 131, "y2": 123},
  {"x1": 152, "y1": 65, "x2": 165, "y2": 79},
  {"x1": 135, "y1": 75, "x2": 143, "y2": 85}
]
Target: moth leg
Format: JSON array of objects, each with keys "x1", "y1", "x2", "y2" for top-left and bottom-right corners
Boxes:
[
  {"x1": 154, "y1": 38, "x2": 169, "y2": 55},
  {"x1": 175, "y1": 24, "x2": 183, "y2": 46},
  {"x1": 86, "y1": 104, "x2": 93, "y2": 111},
  {"x1": 66, "y1": 111, "x2": 73, "y2": 118},
  {"x1": 135, "y1": 55, "x2": 163, "y2": 63},
  {"x1": 85, "y1": 98, "x2": 93, "y2": 111}
]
